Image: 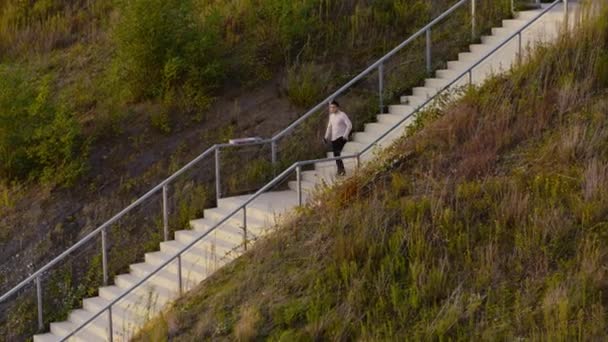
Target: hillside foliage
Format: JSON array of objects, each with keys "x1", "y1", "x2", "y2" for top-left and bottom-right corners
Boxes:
[
  {"x1": 135, "y1": 4, "x2": 608, "y2": 340},
  {"x1": 0, "y1": 0, "x2": 512, "y2": 186}
]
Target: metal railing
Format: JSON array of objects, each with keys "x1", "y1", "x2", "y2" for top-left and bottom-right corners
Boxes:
[
  {"x1": 61, "y1": 1, "x2": 568, "y2": 340},
  {"x1": 0, "y1": 0, "x2": 545, "y2": 337}
]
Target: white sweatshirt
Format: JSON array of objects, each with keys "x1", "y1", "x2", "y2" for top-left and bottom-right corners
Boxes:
[{"x1": 324, "y1": 111, "x2": 352, "y2": 141}]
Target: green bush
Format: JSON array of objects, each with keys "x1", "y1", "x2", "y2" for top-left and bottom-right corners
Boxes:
[
  {"x1": 111, "y1": 0, "x2": 225, "y2": 109},
  {"x1": 0, "y1": 66, "x2": 87, "y2": 185}
]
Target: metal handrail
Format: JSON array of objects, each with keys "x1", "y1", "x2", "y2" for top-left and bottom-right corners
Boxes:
[
  {"x1": 61, "y1": 153, "x2": 359, "y2": 341},
  {"x1": 0, "y1": 140, "x2": 271, "y2": 304},
  {"x1": 63, "y1": 2, "x2": 566, "y2": 339},
  {"x1": 0, "y1": 0, "x2": 475, "y2": 307}
]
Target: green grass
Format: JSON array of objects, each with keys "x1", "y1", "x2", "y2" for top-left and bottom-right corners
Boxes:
[{"x1": 134, "y1": 3, "x2": 608, "y2": 340}]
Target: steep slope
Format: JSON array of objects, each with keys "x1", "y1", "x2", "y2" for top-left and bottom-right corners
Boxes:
[
  {"x1": 28, "y1": 3, "x2": 576, "y2": 341},
  {"x1": 134, "y1": 3, "x2": 608, "y2": 340},
  {"x1": 4, "y1": 1, "x2": 515, "y2": 340}
]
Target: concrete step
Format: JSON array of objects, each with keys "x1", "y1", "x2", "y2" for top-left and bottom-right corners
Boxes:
[
  {"x1": 130, "y1": 261, "x2": 206, "y2": 291},
  {"x1": 177, "y1": 225, "x2": 243, "y2": 248},
  {"x1": 343, "y1": 141, "x2": 366, "y2": 153},
  {"x1": 67, "y1": 309, "x2": 114, "y2": 340},
  {"x1": 49, "y1": 321, "x2": 106, "y2": 342},
  {"x1": 388, "y1": 104, "x2": 415, "y2": 116},
  {"x1": 203, "y1": 207, "x2": 269, "y2": 230},
  {"x1": 502, "y1": 19, "x2": 527, "y2": 29},
  {"x1": 491, "y1": 27, "x2": 513, "y2": 37},
  {"x1": 401, "y1": 95, "x2": 428, "y2": 108},
  {"x1": 481, "y1": 35, "x2": 504, "y2": 45},
  {"x1": 435, "y1": 68, "x2": 459, "y2": 80},
  {"x1": 80, "y1": 295, "x2": 153, "y2": 338},
  {"x1": 112, "y1": 273, "x2": 175, "y2": 308},
  {"x1": 516, "y1": 9, "x2": 546, "y2": 20},
  {"x1": 301, "y1": 169, "x2": 335, "y2": 184},
  {"x1": 424, "y1": 78, "x2": 449, "y2": 89},
  {"x1": 469, "y1": 43, "x2": 493, "y2": 54},
  {"x1": 34, "y1": 333, "x2": 61, "y2": 342},
  {"x1": 447, "y1": 60, "x2": 471, "y2": 71},
  {"x1": 352, "y1": 131, "x2": 379, "y2": 145},
  {"x1": 412, "y1": 86, "x2": 438, "y2": 98},
  {"x1": 314, "y1": 158, "x2": 356, "y2": 174},
  {"x1": 377, "y1": 114, "x2": 405, "y2": 125},
  {"x1": 365, "y1": 122, "x2": 396, "y2": 136},
  {"x1": 458, "y1": 52, "x2": 480, "y2": 62},
  {"x1": 288, "y1": 179, "x2": 317, "y2": 193}
]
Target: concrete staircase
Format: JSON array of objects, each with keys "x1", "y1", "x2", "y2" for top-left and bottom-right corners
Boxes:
[{"x1": 34, "y1": 3, "x2": 575, "y2": 341}]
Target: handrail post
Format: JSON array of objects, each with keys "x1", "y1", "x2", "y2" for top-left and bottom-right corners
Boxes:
[
  {"x1": 36, "y1": 276, "x2": 43, "y2": 331},
  {"x1": 378, "y1": 63, "x2": 384, "y2": 114},
  {"x1": 296, "y1": 165, "x2": 302, "y2": 206},
  {"x1": 242, "y1": 206, "x2": 248, "y2": 251},
  {"x1": 108, "y1": 306, "x2": 114, "y2": 342},
  {"x1": 511, "y1": 0, "x2": 515, "y2": 16},
  {"x1": 215, "y1": 147, "x2": 221, "y2": 202},
  {"x1": 101, "y1": 228, "x2": 108, "y2": 286},
  {"x1": 564, "y1": 0, "x2": 569, "y2": 29},
  {"x1": 177, "y1": 254, "x2": 183, "y2": 295},
  {"x1": 162, "y1": 184, "x2": 169, "y2": 241},
  {"x1": 271, "y1": 140, "x2": 277, "y2": 174},
  {"x1": 425, "y1": 28, "x2": 432, "y2": 74},
  {"x1": 471, "y1": 0, "x2": 476, "y2": 39},
  {"x1": 518, "y1": 32, "x2": 522, "y2": 65},
  {"x1": 356, "y1": 154, "x2": 361, "y2": 170}
]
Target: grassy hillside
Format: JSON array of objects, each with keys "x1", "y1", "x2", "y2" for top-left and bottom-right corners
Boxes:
[
  {"x1": 135, "y1": 4, "x2": 608, "y2": 340},
  {"x1": 1, "y1": 1, "x2": 521, "y2": 341}
]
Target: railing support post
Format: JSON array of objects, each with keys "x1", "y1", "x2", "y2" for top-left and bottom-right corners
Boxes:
[
  {"x1": 469, "y1": 70, "x2": 473, "y2": 86},
  {"x1": 518, "y1": 32, "x2": 522, "y2": 65},
  {"x1": 215, "y1": 147, "x2": 221, "y2": 202},
  {"x1": 378, "y1": 63, "x2": 385, "y2": 114},
  {"x1": 425, "y1": 28, "x2": 432, "y2": 74},
  {"x1": 271, "y1": 140, "x2": 277, "y2": 172},
  {"x1": 162, "y1": 184, "x2": 169, "y2": 242},
  {"x1": 356, "y1": 154, "x2": 361, "y2": 170},
  {"x1": 36, "y1": 276, "x2": 43, "y2": 331},
  {"x1": 108, "y1": 306, "x2": 114, "y2": 342},
  {"x1": 296, "y1": 165, "x2": 302, "y2": 206},
  {"x1": 177, "y1": 254, "x2": 183, "y2": 295},
  {"x1": 564, "y1": 0, "x2": 569, "y2": 29},
  {"x1": 511, "y1": 0, "x2": 515, "y2": 16},
  {"x1": 471, "y1": 0, "x2": 476, "y2": 39},
  {"x1": 242, "y1": 206, "x2": 248, "y2": 251},
  {"x1": 102, "y1": 227, "x2": 108, "y2": 286}
]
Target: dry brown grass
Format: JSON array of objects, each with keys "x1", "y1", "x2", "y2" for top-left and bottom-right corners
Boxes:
[{"x1": 234, "y1": 305, "x2": 262, "y2": 341}]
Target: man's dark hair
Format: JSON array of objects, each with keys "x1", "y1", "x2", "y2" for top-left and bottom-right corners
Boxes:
[{"x1": 329, "y1": 100, "x2": 340, "y2": 107}]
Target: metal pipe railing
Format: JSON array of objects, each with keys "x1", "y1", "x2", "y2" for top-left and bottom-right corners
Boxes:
[
  {"x1": 3, "y1": 0, "x2": 530, "y2": 336},
  {"x1": 0, "y1": 0, "x2": 472, "y2": 306},
  {"x1": 61, "y1": 2, "x2": 565, "y2": 336}
]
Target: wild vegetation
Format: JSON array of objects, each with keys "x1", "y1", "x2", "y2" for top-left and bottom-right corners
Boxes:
[
  {"x1": 134, "y1": 4, "x2": 608, "y2": 340},
  {"x1": 0, "y1": 0, "x2": 514, "y2": 340}
]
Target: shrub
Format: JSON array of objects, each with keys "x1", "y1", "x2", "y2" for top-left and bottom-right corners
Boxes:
[
  {"x1": 286, "y1": 63, "x2": 331, "y2": 108},
  {"x1": 111, "y1": 0, "x2": 225, "y2": 110},
  {"x1": 0, "y1": 66, "x2": 87, "y2": 185}
]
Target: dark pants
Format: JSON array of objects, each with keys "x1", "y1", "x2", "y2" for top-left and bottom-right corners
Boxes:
[{"x1": 332, "y1": 137, "x2": 347, "y2": 175}]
